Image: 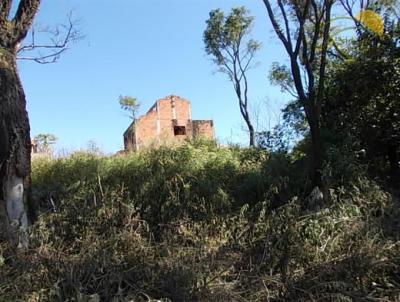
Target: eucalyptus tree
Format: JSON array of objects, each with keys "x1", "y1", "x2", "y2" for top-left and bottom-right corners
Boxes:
[
  {"x1": 204, "y1": 7, "x2": 261, "y2": 147},
  {"x1": 262, "y1": 0, "x2": 334, "y2": 191}
]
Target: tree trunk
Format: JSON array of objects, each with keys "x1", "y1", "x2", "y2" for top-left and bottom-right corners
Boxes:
[
  {"x1": 238, "y1": 100, "x2": 255, "y2": 147},
  {"x1": 310, "y1": 125, "x2": 323, "y2": 186},
  {"x1": 0, "y1": 47, "x2": 32, "y2": 248},
  {"x1": 308, "y1": 110, "x2": 323, "y2": 189},
  {"x1": 248, "y1": 123, "x2": 255, "y2": 147},
  {"x1": 387, "y1": 142, "x2": 399, "y2": 185},
  {"x1": 241, "y1": 112, "x2": 255, "y2": 147}
]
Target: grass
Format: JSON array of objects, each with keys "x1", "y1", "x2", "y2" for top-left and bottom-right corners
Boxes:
[{"x1": 1, "y1": 141, "x2": 399, "y2": 301}]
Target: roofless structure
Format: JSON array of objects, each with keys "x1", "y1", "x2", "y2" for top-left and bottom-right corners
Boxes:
[{"x1": 123, "y1": 95, "x2": 214, "y2": 151}]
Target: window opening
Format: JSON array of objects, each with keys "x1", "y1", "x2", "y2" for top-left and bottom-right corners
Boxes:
[{"x1": 174, "y1": 126, "x2": 186, "y2": 135}]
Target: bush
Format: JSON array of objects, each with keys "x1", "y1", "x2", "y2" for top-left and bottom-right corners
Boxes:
[{"x1": 1, "y1": 141, "x2": 399, "y2": 301}]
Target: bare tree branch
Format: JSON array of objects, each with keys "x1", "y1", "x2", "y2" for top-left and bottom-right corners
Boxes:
[
  {"x1": 278, "y1": 0, "x2": 291, "y2": 43},
  {"x1": 294, "y1": 0, "x2": 311, "y2": 57},
  {"x1": 330, "y1": 38, "x2": 349, "y2": 60},
  {"x1": 309, "y1": 2, "x2": 323, "y2": 63},
  {"x1": 301, "y1": 29, "x2": 315, "y2": 92},
  {"x1": 263, "y1": 0, "x2": 292, "y2": 53},
  {"x1": 17, "y1": 48, "x2": 68, "y2": 64},
  {"x1": 316, "y1": 0, "x2": 333, "y2": 113},
  {"x1": 339, "y1": 0, "x2": 364, "y2": 35},
  {"x1": 17, "y1": 12, "x2": 83, "y2": 64},
  {"x1": 241, "y1": 50, "x2": 256, "y2": 77}
]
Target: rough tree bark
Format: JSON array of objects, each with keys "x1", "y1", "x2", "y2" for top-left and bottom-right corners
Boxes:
[
  {"x1": 234, "y1": 72, "x2": 256, "y2": 147},
  {"x1": 387, "y1": 142, "x2": 400, "y2": 184},
  {"x1": 0, "y1": 0, "x2": 40, "y2": 247}
]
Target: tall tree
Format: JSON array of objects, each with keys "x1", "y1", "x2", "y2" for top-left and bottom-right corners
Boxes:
[
  {"x1": 1, "y1": 2, "x2": 78, "y2": 247},
  {"x1": 0, "y1": 0, "x2": 41, "y2": 248},
  {"x1": 204, "y1": 7, "x2": 261, "y2": 146},
  {"x1": 262, "y1": 0, "x2": 334, "y2": 190}
]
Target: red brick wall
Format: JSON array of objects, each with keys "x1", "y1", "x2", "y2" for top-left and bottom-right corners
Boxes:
[
  {"x1": 135, "y1": 108, "x2": 158, "y2": 149},
  {"x1": 158, "y1": 99, "x2": 173, "y2": 139},
  {"x1": 123, "y1": 125, "x2": 135, "y2": 150},
  {"x1": 193, "y1": 120, "x2": 214, "y2": 139},
  {"x1": 124, "y1": 96, "x2": 214, "y2": 151}
]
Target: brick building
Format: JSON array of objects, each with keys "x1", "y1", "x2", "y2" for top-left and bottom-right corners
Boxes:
[{"x1": 123, "y1": 95, "x2": 214, "y2": 151}]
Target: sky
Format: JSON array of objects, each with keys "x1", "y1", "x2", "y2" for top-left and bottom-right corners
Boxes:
[{"x1": 18, "y1": 0, "x2": 293, "y2": 154}]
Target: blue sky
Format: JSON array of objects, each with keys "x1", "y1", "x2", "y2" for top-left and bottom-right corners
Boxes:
[{"x1": 18, "y1": 0, "x2": 292, "y2": 153}]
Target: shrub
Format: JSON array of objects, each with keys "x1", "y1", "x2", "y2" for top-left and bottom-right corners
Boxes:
[{"x1": 1, "y1": 141, "x2": 398, "y2": 301}]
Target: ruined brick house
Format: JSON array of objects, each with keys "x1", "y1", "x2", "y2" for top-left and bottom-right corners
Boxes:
[{"x1": 123, "y1": 95, "x2": 214, "y2": 151}]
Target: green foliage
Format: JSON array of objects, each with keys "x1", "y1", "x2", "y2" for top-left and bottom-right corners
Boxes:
[
  {"x1": 33, "y1": 133, "x2": 57, "y2": 152},
  {"x1": 256, "y1": 99, "x2": 307, "y2": 153},
  {"x1": 323, "y1": 52, "x2": 400, "y2": 182},
  {"x1": 119, "y1": 95, "x2": 140, "y2": 120},
  {"x1": 269, "y1": 62, "x2": 296, "y2": 97},
  {"x1": 1, "y1": 142, "x2": 399, "y2": 301},
  {"x1": 31, "y1": 143, "x2": 269, "y2": 230},
  {"x1": 203, "y1": 6, "x2": 260, "y2": 146},
  {"x1": 204, "y1": 6, "x2": 260, "y2": 71}
]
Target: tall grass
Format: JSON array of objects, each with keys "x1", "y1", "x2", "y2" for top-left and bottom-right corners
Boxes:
[{"x1": 1, "y1": 141, "x2": 399, "y2": 301}]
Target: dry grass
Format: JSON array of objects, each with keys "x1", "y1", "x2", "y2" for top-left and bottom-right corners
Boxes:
[{"x1": 1, "y1": 143, "x2": 399, "y2": 301}]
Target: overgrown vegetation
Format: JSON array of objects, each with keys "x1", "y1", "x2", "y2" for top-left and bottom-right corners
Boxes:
[
  {"x1": 1, "y1": 141, "x2": 398, "y2": 301},
  {"x1": 1, "y1": 1, "x2": 399, "y2": 301}
]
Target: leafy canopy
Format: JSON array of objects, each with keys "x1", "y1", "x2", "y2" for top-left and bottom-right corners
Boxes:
[
  {"x1": 33, "y1": 133, "x2": 57, "y2": 153},
  {"x1": 119, "y1": 95, "x2": 140, "y2": 120},
  {"x1": 203, "y1": 6, "x2": 261, "y2": 76},
  {"x1": 34, "y1": 133, "x2": 57, "y2": 146}
]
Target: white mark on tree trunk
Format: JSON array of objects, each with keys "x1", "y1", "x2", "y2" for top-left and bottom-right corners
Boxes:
[
  {"x1": 307, "y1": 186, "x2": 324, "y2": 210},
  {"x1": 6, "y1": 176, "x2": 28, "y2": 248}
]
